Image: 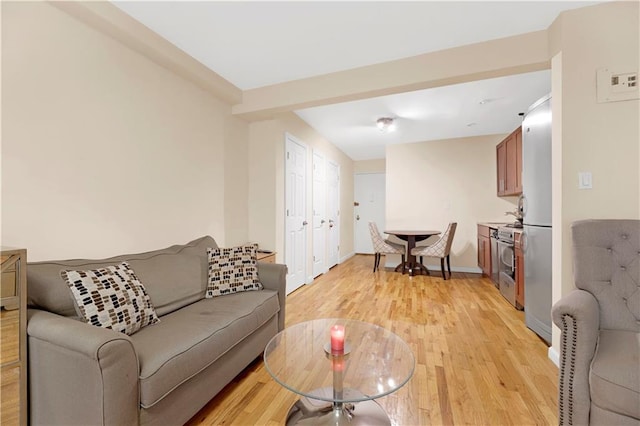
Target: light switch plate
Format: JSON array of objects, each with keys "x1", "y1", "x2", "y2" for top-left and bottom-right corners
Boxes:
[{"x1": 578, "y1": 172, "x2": 593, "y2": 189}]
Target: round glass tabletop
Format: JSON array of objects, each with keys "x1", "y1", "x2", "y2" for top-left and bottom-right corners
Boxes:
[{"x1": 264, "y1": 318, "x2": 415, "y2": 404}]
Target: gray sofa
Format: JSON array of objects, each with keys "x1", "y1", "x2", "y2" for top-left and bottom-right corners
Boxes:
[
  {"x1": 551, "y1": 220, "x2": 639, "y2": 426},
  {"x1": 26, "y1": 236, "x2": 287, "y2": 426}
]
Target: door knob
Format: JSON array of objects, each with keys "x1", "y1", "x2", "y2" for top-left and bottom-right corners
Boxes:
[
  {"x1": 302, "y1": 221, "x2": 308, "y2": 226},
  {"x1": 356, "y1": 215, "x2": 360, "y2": 221},
  {"x1": 321, "y1": 219, "x2": 326, "y2": 224}
]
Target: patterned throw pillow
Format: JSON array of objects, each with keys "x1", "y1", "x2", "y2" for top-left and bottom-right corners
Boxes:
[
  {"x1": 61, "y1": 262, "x2": 159, "y2": 335},
  {"x1": 206, "y1": 244, "x2": 263, "y2": 298}
]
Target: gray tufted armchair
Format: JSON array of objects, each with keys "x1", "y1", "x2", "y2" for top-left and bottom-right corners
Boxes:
[{"x1": 551, "y1": 219, "x2": 639, "y2": 426}]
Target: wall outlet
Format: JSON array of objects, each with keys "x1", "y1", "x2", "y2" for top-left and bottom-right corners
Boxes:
[{"x1": 596, "y1": 68, "x2": 639, "y2": 103}]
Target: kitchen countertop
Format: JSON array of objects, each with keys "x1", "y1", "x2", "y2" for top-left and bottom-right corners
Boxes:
[
  {"x1": 478, "y1": 222, "x2": 524, "y2": 232},
  {"x1": 478, "y1": 222, "x2": 509, "y2": 229}
]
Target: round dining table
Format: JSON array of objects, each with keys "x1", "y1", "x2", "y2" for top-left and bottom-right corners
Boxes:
[{"x1": 384, "y1": 230, "x2": 440, "y2": 276}]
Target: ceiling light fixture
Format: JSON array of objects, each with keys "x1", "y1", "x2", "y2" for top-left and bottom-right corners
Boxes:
[{"x1": 376, "y1": 117, "x2": 396, "y2": 133}]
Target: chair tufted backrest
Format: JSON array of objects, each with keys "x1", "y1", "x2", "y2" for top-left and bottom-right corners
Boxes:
[
  {"x1": 415, "y1": 222, "x2": 457, "y2": 258},
  {"x1": 572, "y1": 219, "x2": 640, "y2": 332},
  {"x1": 368, "y1": 222, "x2": 404, "y2": 254}
]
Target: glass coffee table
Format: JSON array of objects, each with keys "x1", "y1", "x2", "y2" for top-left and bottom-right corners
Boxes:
[{"x1": 264, "y1": 319, "x2": 415, "y2": 425}]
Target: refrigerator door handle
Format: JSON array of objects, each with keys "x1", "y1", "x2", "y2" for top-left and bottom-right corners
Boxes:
[
  {"x1": 521, "y1": 231, "x2": 528, "y2": 254},
  {"x1": 520, "y1": 194, "x2": 528, "y2": 218},
  {"x1": 517, "y1": 194, "x2": 525, "y2": 216}
]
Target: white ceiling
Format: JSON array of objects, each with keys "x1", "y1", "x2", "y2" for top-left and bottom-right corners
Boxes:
[
  {"x1": 296, "y1": 70, "x2": 551, "y2": 160},
  {"x1": 112, "y1": 1, "x2": 601, "y2": 160}
]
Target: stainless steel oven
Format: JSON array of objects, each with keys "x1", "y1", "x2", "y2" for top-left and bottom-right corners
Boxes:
[
  {"x1": 490, "y1": 228, "x2": 499, "y2": 287},
  {"x1": 497, "y1": 227, "x2": 516, "y2": 307}
]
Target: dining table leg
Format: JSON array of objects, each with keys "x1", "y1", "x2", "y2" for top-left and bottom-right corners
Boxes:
[
  {"x1": 406, "y1": 236, "x2": 430, "y2": 276},
  {"x1": 406, "y1": 236, "x2": 415, "y2": 276},
  {"x1": 386, "y1": 230, "x2": 438, "y2": 276}
]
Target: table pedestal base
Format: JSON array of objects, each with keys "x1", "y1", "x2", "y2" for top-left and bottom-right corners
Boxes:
[
  {"x1": 394, "y1": 261, "x2": 430, "y2": 276},
  {"x1": 286, "y1": 399, "x2": 390, "y2": 426},
  {"x1": 285, "y1": 388, "x2": 391, "y2": 426}
]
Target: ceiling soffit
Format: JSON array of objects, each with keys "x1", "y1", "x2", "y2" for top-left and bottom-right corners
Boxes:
[
  {"x1": 52, "y1": 2, "x2": 553, "y2": 122},
  {"x1": 233, "y1": 30, "x2": 550, "y2": 121}
]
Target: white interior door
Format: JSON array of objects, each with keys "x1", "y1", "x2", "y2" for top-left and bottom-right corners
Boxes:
[
  {"x1": 312, "y1": 151, "x2": 326, "y2": 277},
  {"x1": 354, "y1": 173, "x2": 386, "y2": 254},
  {"x1": 285, "y1": 136, "x2": 307, "y2": 294},
  {"x1": 327, "y1": 160, "x2": 340, "y2": 268}
]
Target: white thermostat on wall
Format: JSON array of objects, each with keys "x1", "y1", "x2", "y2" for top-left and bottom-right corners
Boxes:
[{"x1": 596, "y1": 68, "x2": 639, "y2": 103}]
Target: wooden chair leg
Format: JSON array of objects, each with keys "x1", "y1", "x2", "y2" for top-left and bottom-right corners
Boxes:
[
  {"x1": 401, "y1": 254, "x2": 406, "y2": 274},
  {"x1": 373, "y1": 253, "x2": 378, "y2": 272},
  {"x1": 440, "y1": 258, "x2": 446, "y2": 280},
  {"x1": 376, "y1": 253, "x2": 381, "y2": 271},
  {"x1": 417, "y1": 256, "x2": 426, "y2": 275},
  {"x1": 447, "y1": 255, "x2": 451, "y2": 278}
]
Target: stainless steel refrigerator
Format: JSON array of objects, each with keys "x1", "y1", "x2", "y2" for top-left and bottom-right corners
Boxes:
[{"x1": 521, "y1": 94, "x2": 552, "y2": 345}]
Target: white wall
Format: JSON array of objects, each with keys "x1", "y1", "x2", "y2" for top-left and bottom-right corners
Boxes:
[
  {"x1": 1, "y1": 2, "x2": 248, "y2": 260},
  {"x1": 248, "y1": 113, "x2": 354, "y2": 273},
  {"x1": 354, "y1": 159, "x2": 385, "y2": 174},
  {"x1": 386, "y1": 135, "x2": 519, "y2": 271},
  {"x1": 549, "y1": 1, "x2": 640, "y2": 350},
  {"x1": 247, "y1": 120, "x2": 278, "y2": 252}
]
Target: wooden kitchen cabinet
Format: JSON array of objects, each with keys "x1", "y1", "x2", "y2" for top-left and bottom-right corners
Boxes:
[
  {"x1": 514, "y1": 232, "x2": 525, "y2": 310},
  {"x1": 515, "y1": 127, "x2": 523, "y2": 193},
  {"x1": 1, "y1": 248, "x2": 27, "y2": 426},
  {"x1": 477, "y1": 225, "x2": 491, "y2": 277},
  {"x1": 496, "y1": 140, "x2": 507, "y2": 195},
  {"x1": 496, "y1": 126, "x2": 523, "y2": 197}
]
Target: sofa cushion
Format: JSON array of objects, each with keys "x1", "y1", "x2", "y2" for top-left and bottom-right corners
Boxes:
[
  {"x1": 27, "y1": 236, "x2": 217, "y2": 317},
  {"x1": 61, "y1": 262, "x2": 159, "y2": 335},
  {"x1": 206, "y1": 244, "x2": 262, "y2": 298},
  {"x1": 590, "y1": 330, "x2": 640, "y2": 419},
  {"x1": 130, "y1": 289, "x2": 280, "y2": 408}
]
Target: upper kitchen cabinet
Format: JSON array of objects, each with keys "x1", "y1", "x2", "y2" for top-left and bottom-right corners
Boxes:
[
  {"x1": 496, "y1": 127, "x2": 522, "y2": 196},
  {"x1": 514, "y1": 128, "x2": 522, "y2": 193}
]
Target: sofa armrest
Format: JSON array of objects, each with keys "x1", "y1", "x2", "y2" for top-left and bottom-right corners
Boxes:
[
  {"x1": 551, "y1": 289, "x2": 600, "y2": 426},
  {"x1": 258, "y1": 262, "x2": 287, "y2": 331},
  {"x1": 27, "y1": 309, "x2": 139, "y2": 426}
]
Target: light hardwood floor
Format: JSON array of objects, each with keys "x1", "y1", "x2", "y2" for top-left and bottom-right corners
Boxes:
[{"x1": 186, "y1": 254, "x2": 558, "y2": 425}]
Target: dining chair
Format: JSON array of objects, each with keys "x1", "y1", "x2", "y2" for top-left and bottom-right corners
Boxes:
[
  {"x1": 368, "y1": 222, "x2": 406, "y2": 272},
  {"x1": 411, "y1": 222, "x2": 457, "y2": 280}
]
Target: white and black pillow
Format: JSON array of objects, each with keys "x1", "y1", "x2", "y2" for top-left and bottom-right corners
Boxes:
[
  {"x1": 206, "y1": 244, "x2": 262, "y2": 298},
  {"x1": 61, "y1": 262, "x2": 159, "y2": 335}
]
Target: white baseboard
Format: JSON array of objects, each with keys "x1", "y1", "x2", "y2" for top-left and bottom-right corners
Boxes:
[
  {"x1": 381, "y1": 257, "x2": 482, "y2": 274},
  {"x1": 339, "y1": 252, "x2": 355, "y2": 264},
  {"x1": 414, "y1": 266, "x2": 483, "y2": 274},
  {"x1": 447, "y1": 266, "x2": 483, "y2": 274},
  {"x1": 383, "y1": 258, "x2": 397, "y2": 268},
  {"x1": 548, "y1": 346, "x2": 559, "y2": 367},
  {"x1": 305, "y1": 253, "x2": 356, "y2": 285}
]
